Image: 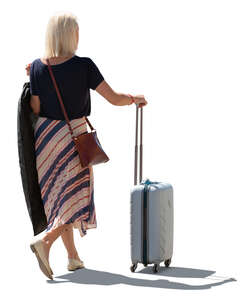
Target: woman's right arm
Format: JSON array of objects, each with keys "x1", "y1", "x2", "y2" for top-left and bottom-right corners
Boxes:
[{"x1": 95, "y1": 80, "x2": 148, "y2": 108}]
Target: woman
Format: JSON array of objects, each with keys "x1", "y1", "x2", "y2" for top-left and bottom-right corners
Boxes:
[{"x1": 25, "y1": 12, "x2": 148, "y2": 280}]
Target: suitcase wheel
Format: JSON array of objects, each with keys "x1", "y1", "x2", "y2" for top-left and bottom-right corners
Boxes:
[
  {"x1": 152, "y1": 263, "x2": 160, "y2": 273},
  {"x1": 164, "y1": 258, "x2": 172, "y2": 268},
  {"x1": 130, "y1": 263, "x2": 137, "y2": 272}
]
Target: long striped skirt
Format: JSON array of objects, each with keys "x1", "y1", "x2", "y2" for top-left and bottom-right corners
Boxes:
[{"x1": 34, "y1": 116, "x2": 97, "y2": 237}]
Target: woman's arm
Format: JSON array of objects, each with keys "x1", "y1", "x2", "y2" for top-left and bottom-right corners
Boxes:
[
  {"x1": 95, "y1": 80, "x2": 148, "y2": 107},
  {"x1": 25, "y1": 62, "x2": 40, "y2": 115},
  {"x1": 95, "y1": 80, "x2": 132, "y2": 106},
  {"x1": 30, "y1": 95, "x2": 40, "y2": 115}
]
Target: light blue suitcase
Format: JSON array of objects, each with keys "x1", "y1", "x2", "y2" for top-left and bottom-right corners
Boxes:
[{"x1": 130, "y1": 105, "x2": 174, "y2": 273}]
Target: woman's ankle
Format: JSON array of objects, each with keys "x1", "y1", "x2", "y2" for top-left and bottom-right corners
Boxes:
[
  {"x1": 68, "y1": 250, "x2": 79, "y2": 260},
  {"x1": 42, "y1": 235, "x2": 53, "y2": 250}
]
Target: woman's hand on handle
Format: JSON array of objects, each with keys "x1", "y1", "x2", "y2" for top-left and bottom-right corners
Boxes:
[{"x1": 129, "y1": 94, "x2": 148, "y2": 108}]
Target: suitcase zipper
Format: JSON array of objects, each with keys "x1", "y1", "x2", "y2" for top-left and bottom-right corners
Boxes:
[{"x1": 142, "y1": 181, "x2": 149, "y2": 265}]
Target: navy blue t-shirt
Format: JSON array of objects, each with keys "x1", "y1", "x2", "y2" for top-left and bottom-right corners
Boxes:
[{"x1": 29, "y1": 55, "x2": 105, "y2": 120}]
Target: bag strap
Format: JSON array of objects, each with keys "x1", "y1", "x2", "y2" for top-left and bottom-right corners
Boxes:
[{"x1": 46, "y1": 58, "x2": 95, "y2": 134}]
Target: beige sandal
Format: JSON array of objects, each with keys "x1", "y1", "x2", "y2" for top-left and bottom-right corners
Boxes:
[
  {"x1": 30, "y1": 239, "x2": 53, "y2": 279},
  {"x1": 67, "y1": 258, "x2": 85, "y2": 271}
]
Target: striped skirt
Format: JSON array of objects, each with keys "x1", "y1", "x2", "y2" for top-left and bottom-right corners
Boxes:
[{"x1": 34, "y1": 116, "x2": 97, "y2": 237}]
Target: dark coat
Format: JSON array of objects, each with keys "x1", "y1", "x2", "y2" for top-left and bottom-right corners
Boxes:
[{"x1": 17, "y1": 81, "x2": 47, "y2": 236}]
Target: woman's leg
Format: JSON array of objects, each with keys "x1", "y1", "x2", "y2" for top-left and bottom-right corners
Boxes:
[
  {"x1": 61, "y1": 224, "x2": 81, "y2": 260},
  {"x1": 41, "y1": 223, "x2": 71, "y2": 261}
]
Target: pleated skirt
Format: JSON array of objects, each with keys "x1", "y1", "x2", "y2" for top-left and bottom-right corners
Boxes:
[{"x1": 34, "y1": 116, "x2": 97, "y2": 237}]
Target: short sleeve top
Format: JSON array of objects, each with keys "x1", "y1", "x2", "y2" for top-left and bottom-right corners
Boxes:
[{"x1": 29, "y1": 55, "x2": 104, "y2": 120}]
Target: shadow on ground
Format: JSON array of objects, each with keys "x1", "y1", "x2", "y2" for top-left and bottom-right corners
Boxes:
[{"x1": 49, "y1": 266, "x2": 237, "y2": 289}]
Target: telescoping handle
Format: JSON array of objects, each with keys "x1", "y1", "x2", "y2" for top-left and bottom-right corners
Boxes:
[{"x1": 134, "y1": 104, "x2": 143, "y2": 185}]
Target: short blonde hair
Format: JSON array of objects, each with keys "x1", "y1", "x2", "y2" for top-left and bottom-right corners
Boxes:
[{"x1": 43, "y1": 11, "x2": 79, "y2": 58}]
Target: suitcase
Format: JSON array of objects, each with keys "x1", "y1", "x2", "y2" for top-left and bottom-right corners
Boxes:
[{"x1": 130, "y1": 104, "x2": 174, "y2": 273}]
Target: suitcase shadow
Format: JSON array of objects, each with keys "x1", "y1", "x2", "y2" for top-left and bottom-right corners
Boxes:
[
  {"x1": 51, "y1": 267, "x2": 236, "y2": 290},
  {"x1": 138, "y1": 266, "x2": 217, "y2": 277}
]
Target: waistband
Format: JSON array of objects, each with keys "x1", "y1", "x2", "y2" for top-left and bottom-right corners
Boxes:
[{"x1": 37, "y1": 115, "x2": 87, "y2": 122}]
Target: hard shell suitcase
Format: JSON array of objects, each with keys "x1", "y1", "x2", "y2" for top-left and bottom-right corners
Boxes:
[{"x1": 130, "y1": 105, "x2": 174, "y2": 273}]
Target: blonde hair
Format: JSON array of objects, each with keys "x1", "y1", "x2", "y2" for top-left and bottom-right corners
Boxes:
[{"x1": 43, "y1": 11, "x2": 79, "y2": 58}]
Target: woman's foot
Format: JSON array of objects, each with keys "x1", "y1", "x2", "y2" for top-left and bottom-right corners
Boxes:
[
  {"x1": 67, "y1": 250, "x2": 84, "y2": 271},
  {"x1": 67, "y1": 257, "x2": 84, "y2": 271},
  {"x1": 41, "y1": 238, "x2": 51, "y2": 262},
  {"x1": 30, "y1": 239, "x2": 53, "y2": 279},
  {"x1": 41, "y1": 238, "x2": 53, "y2": 275}
]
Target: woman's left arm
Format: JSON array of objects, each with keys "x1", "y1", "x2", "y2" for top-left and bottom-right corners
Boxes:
[
  {"x1": 30, "y1": 95, "x2": 40, "y2": 115},
  {"x1": 25, "y1": 62, "x2": 40, "y2": 115}
]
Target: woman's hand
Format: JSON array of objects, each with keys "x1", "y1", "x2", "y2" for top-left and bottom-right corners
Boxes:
[
  {"x1": 131, "y1": 95, "x2": 148, "y2": 108},
  {"x1": 25, "y1": 63, "x2": 31, "y2": 76}
]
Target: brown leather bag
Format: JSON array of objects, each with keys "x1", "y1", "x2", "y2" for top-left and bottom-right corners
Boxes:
[{"x1": 46, "y1": 58, "x2": 110, "y2": 169}]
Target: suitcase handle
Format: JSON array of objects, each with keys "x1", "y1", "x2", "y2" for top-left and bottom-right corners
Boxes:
[{"x1": 134, "y1": 104, "x2": 143, "y2": 185}]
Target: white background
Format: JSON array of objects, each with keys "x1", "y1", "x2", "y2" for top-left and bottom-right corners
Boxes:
[{"x1": 1, "y1": 0, "x2": 242, "y2": 298}]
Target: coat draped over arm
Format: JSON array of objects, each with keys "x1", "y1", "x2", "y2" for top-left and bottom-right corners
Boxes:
[{"x1": 17, "y1": 81, "x2": 47, "y2": 236}]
